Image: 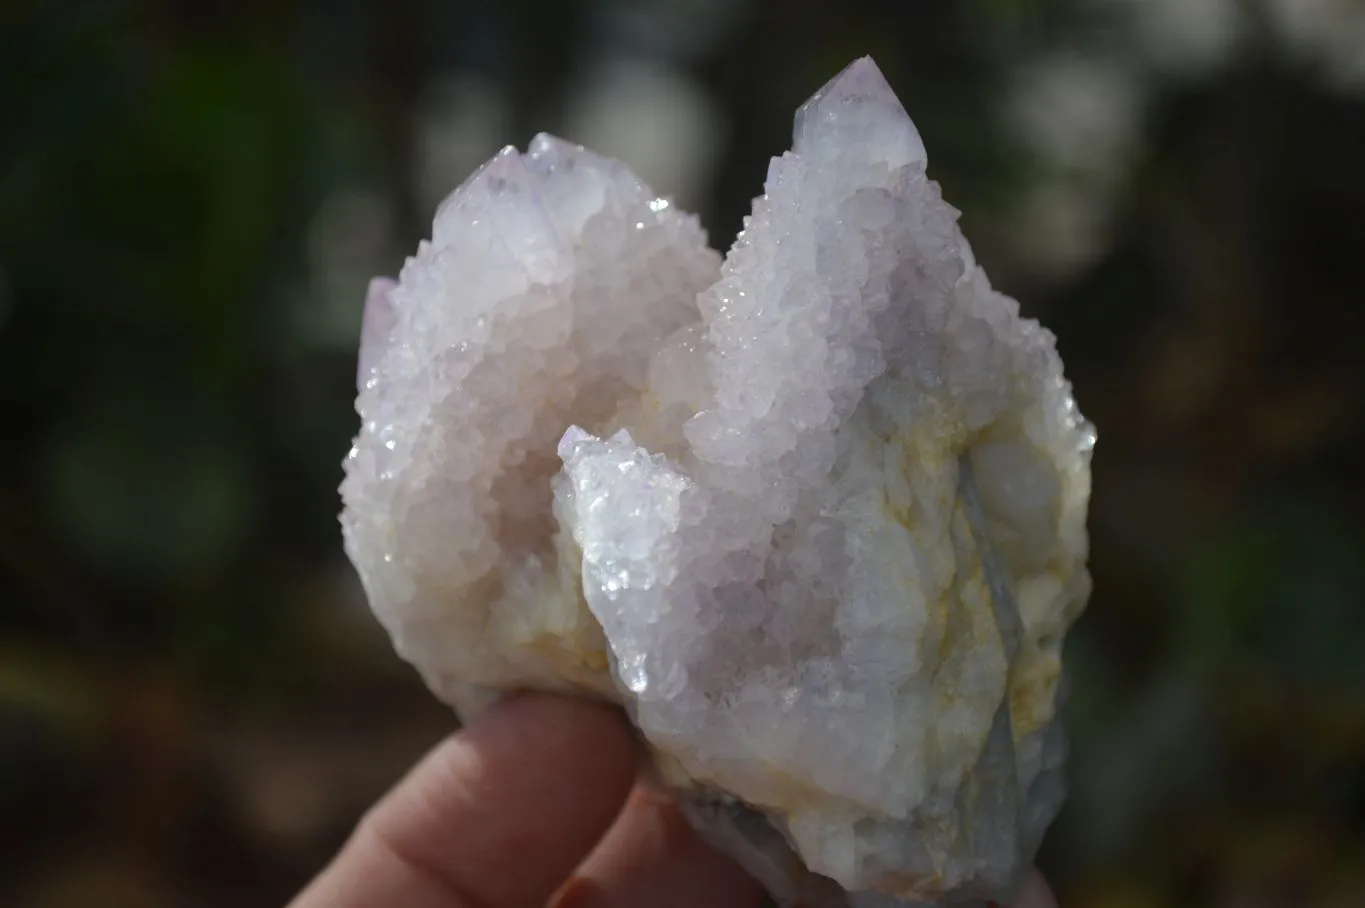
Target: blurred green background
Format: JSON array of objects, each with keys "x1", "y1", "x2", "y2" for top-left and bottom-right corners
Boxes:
[{"x1": 2, "y1": 0, "x2": 1364, "y2": 905}]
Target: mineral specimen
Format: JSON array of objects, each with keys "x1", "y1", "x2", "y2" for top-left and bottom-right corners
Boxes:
[{"x1": 340, "y1": 57, "x2": 1094, "y2": 907}]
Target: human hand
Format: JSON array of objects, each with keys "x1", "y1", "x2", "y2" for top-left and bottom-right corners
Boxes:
[{"x1": 288, "y1": 693, "x2": 1057, "y2": 908}]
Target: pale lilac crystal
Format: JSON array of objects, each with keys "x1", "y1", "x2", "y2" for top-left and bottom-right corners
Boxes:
[
  {"x1": 340, "y1": 57, "x2": 1094, "y2": 908},
  {"x1": 356, "y1": 276, "x2": 398, "y2": 391}
]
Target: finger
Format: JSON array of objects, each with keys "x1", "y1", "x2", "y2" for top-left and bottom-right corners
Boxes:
[
  {"x1": 289, "y1": 693, "x2": 638, "y2": 908},
  {"x1": 550, "y1": 784, "x2": 765, "y2": 908},
  {"x1": 1010, "y1": 869, "x2": 1058, "y2": 908}
]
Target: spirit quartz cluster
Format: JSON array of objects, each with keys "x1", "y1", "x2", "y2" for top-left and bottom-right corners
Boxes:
[{"x1": 340, "y1": 58, "x2": 1094, "y2": 907}]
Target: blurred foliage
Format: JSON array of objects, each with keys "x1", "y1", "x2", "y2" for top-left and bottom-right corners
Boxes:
[{"x1": 2, "y1": 1, "x2": 1363, "y2": 906}]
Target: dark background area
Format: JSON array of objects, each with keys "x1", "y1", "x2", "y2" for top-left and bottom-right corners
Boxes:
[{"x1": 3, "y1": 1, "x2": 1364, "y2": 906}]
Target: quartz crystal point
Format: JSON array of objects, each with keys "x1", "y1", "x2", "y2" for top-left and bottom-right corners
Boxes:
[{"x1": 341, "y1": 57, "x2": 1094, "y2": 908}]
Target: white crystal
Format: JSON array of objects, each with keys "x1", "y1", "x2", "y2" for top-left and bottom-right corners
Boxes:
[{"x1": 341, "y1": 57, "x2": 1093, "y2": 907}]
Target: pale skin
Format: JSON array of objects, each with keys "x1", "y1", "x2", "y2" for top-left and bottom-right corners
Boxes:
[{"x1": 289, "y1": 693, "x2": 1057, "y2": 908}]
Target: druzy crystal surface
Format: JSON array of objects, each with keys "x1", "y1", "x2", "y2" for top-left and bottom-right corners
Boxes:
[{"x1": 340, "y1": 58, "x2": 1094, "y2": 907}]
